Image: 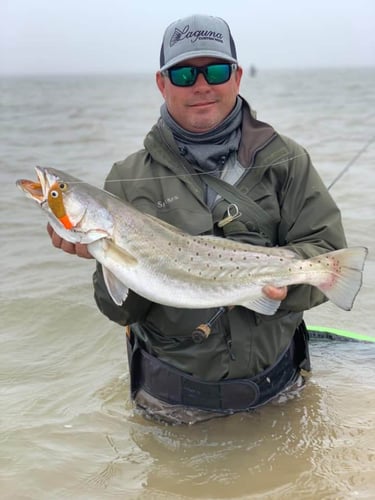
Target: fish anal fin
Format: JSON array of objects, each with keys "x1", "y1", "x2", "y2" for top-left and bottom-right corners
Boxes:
[{"x1": 239, "y1": 296, "x2": 281, "y2": 316}]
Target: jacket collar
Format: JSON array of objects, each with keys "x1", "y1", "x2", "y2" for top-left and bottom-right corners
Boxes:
[
  {"x1": 144, "y1": 96, "x2": 276, "y2": 173},
  {"x1": 237, "y1": 97, "x2": 276, "y2": 167}
]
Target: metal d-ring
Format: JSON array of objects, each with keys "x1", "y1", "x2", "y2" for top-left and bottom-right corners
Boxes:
[{"x1": 217, "y1": 203, "x2": 242, "y2": 228}]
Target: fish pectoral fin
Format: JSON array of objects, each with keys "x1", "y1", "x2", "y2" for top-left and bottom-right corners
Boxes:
[
  {"x1": 106, "y1": 240, "x2": 138, "y2": 266},
  {"x1": 239, "y1": 296, "x2": 281, "y2": 316},
  {"x1": 102, "y1": 266, "x2": 129, "y2": 306}
]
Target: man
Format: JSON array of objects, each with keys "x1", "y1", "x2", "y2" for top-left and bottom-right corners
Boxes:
[{"x1": 48, "y1": 15, "x2": 347, "y2": 424}]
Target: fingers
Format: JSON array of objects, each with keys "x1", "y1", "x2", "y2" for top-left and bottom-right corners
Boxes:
[
  {"x1": 46, "y1": 222, "x2": 54, "y2": 239},
  {"x1": 262, "y1": 285, "x2": 288, "y2": 301},
  {"x1": 46, "y1": 223, "x2": 93, "y2": 259},
  {"x1": 75, "y1": 243, "x2": 93, "y2": 259}
]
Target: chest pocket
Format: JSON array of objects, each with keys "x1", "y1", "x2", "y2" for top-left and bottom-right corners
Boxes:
[{"x1": 203, "y1": 174, "x2": 279, "y2": 246}]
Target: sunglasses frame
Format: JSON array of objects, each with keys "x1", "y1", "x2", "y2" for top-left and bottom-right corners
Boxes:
[{"x1": 162, "y1": 63, "x2": 238, "y2": 87}]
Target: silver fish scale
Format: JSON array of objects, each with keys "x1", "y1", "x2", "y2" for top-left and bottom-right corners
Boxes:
[{"x1": 120, "y1": 214, "x2": 298, "y2": 285}]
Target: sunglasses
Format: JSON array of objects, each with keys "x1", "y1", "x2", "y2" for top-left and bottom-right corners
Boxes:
[{"x1": 163, "y1": 63, "x2": 237, "y2": 87}]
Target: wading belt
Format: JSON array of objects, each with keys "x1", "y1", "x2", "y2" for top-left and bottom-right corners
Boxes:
[{"x1": 126, "y1": 324, "x2": 308, "y2": 413}]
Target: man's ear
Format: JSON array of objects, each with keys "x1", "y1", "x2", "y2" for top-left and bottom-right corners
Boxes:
[
  {"x1": 235, "y1": 65, "x2": 243, "y2": 87},
  {"x1": 156, "y1": 71, "x2": 166, "y2": 97}
]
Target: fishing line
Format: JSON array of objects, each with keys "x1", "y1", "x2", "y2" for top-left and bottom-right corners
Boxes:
[
  {"x1": 64, "y1": 134, "x2": 375, "y2": 188},
  {"x1": 74, "y1": 151, "x2": 310, "y2": 186},
  {"x1": 327, "y1": 135, "x2": 375, "y2": 190}
]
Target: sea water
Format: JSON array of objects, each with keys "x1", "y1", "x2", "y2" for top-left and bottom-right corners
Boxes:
[{"x1": 1, "y1": 68, "x2": 374, "y2": 499}]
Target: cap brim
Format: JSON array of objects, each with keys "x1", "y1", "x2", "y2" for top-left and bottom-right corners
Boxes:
[{"x1": 160, "y1": 50, "x2": 238, "y2": 72}]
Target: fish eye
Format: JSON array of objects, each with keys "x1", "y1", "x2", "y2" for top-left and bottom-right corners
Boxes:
[
  {"x1": 59, "y1": 182, "x2": 68, "y2": 191},
  {"x1": 50, "y1": 190, "x2": 59, "y2": 198}
]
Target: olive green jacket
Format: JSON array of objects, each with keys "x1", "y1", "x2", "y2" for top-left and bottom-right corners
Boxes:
[{"x1": 93, "y1": 98, "x2": 347, "y2": 380}]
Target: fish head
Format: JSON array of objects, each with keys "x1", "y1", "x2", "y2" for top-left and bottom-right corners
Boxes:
[{"x1": 16, "y1": 166, "x2": 114, "y2": 244}]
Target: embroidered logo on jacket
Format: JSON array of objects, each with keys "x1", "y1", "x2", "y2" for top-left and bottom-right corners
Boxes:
[{"x1": 156, "y1": 195, "x2": 179, "y2": 209}]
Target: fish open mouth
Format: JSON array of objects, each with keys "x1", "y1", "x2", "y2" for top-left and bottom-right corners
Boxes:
[
  {"x1": 16, "y1": 166, "x2": 58, "y2": 204},
  {"x1": 16, "y1": 179, "x2": 44, "y2": 201}
]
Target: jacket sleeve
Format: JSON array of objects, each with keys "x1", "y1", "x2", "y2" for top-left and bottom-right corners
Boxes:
[{"x1": 277, "y1": 138, "x2": 347, "y2": 311}]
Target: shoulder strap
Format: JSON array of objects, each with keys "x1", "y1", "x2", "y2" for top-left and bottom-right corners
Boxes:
[{"x1": 201, "y1": 173, "x2": 276, "y2": 242}]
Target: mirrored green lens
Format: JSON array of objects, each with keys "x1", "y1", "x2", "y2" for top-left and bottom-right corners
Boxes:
[
  {"x1": 169, "y1": 67, "x2": 197, "y2": 86},
  {"x1": 205, "y1": 64, "x2": 231, "y2": 84},
  {"x1": 168, "y1": 64, "x2": 233, "y2": 87}
]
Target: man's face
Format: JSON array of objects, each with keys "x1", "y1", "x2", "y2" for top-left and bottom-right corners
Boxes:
[{"x1": 156, "y1": 57, "x2": 243, "y2": 133}]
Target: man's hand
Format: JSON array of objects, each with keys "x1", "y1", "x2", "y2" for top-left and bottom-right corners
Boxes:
[
  {"x1": 262, "y1": 285, "x2": 288, "y2": 301},
  {"x1": 46, "y1": 223, "x2": 93, "y2": 259}
]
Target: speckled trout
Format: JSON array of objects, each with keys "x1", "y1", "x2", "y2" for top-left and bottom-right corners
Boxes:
[{"x1": 16, "y1": 167, "x2": 367, "y2": 315}]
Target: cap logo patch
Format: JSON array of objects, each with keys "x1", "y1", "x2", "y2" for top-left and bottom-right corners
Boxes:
[{"x1": 170, "y1": 24, "x2": 224, "y2": 47}]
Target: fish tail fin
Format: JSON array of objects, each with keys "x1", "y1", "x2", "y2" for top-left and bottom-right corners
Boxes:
[{"x1": 312, "y1": 247, "x2": 368, "y2": 311}]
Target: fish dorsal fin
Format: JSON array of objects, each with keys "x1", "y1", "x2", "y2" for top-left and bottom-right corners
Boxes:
[
  {"x1": 102, "y1": 266, "x2": 129, "y2": 306},
  {"x1": 239, "y1": 296, "x2": 281, "y2": 315}
]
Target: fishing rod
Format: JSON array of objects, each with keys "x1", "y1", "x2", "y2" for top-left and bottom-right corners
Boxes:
[
  {"x1": 327, "y1": 135, "x2": 375, "y2": 190},
  {"x1": 192, "y1": 312, "x2": 375, "y2": 344},
  {"x1": 79, "y1": 132, "x2": 374, "y2": 344},
  {"x1": 307, "y1": 325, "x2": 375, "y2": 343},
  {"x1": 192, "y1": 306, "x2": 228, "y2": 343},
  {"x1": 191, "y1": 135, "x2": 375, "y2": 342}
]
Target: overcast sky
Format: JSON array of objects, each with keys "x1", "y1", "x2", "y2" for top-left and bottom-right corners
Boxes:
[{"x1": 1, "y1": 0, "x2": 374, "y2": 75}]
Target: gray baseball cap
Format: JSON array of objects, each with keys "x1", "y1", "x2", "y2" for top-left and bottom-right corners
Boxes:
[{"x1": 159, "y1": 14, "x2": 238, "y2": 71}]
